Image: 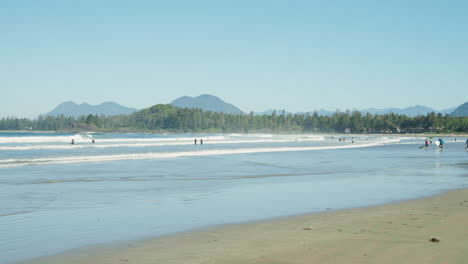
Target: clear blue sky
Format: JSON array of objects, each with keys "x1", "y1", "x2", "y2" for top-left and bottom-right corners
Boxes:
[{"x1": 1, "y1": 0, "x2": 467, "y2": 118}]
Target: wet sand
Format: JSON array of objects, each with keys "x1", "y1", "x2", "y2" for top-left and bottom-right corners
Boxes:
[{"x1": 21, "y1": 188, "x2": 468, "y2": 264}]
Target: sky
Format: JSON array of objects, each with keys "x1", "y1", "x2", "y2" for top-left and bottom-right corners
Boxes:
[{"x1": 1, "y1": 0, "x2": 467, "y2": 118}]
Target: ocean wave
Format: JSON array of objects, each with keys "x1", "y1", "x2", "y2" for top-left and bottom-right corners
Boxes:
[
  {"x1": 0, "y1": 137, "x2": 327, "y2": 151},
  {"x1": 0, "y1": 135, "x2": 225, "y2": 144},
  {"x1": 0, "y1": 139, "x2": 401, "y2": 168}
]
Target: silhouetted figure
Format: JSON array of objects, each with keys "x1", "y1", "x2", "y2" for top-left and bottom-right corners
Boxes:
[
  {"x1": 92, "y1": 139, "x2": 95, "y2": 144},
  {"x1": 194, "y1": 139, "x2": 197, "y2": 145},
  {"x1": 200, "y1": 139, "x2": 203, "y2": 145},
  {"x1": 339, "y1": 138, "x2": 342, "y2": 142},
  {"x1": 71, "y1": 139, "x2": 75, "y2": 145}
]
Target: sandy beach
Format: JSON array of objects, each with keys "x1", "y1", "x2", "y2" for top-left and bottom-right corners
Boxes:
[{"x1": 21, "y1": 188, "x2": 468, "y2": 264}]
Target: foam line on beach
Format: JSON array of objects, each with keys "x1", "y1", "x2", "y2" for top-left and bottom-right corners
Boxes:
[
  {"x1": 0, "y1": 134, "x2": 333, "y2": 144},
  {"x1": 0, "y1": 135, "x2": 226, "y2": 144},
  {"x1": 0, "y1": 138, "x2": 400, "y2": 168},
  {"x1": 0, "y1": 137, "x2": 326, "y2": 151}
]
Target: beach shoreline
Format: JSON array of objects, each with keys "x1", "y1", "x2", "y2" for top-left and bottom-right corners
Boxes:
[{"x1": 19, "y1": 188, "x2": 468, "y2": 264}]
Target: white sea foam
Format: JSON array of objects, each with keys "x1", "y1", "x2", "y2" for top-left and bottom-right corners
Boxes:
[
  {"x1": 0, "y1": 137, "x2": 326, "y2": 151},
  {"x1": 0, "y1": 138, "x2": 401, "y2": 168},
  {"x1": 0, "y1": 135, "x2": 225, "y2": 144},
  {"x1": 228, "y1": 133, "x2": 274, "y2": 138}
]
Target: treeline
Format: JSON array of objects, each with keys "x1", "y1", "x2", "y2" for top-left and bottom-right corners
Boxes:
[{"x1": 1, "y1": 104, "x2": 467, "y2": 133}]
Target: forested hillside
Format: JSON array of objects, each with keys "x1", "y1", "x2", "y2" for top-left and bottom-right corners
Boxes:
[{"x1": 1, "y1": 104, "x2": 467, "y2": 133}]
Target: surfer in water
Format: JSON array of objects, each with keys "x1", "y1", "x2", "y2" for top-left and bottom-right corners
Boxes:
[
  {"x1": 71, "y1": 139, "x2": 75, "y2": 145},
  {"x1": 194, "y1": 139, "x2": 197, "y2": 145},
  {"x1": 200, "y1": 138, "x2": 203, "y2": 145},
  {"x1": 92, "y1": 139, "x2": 95, "y2": 144},
  {"x1": 438, "y1": 138, "x2": 445, "y2": 150}
]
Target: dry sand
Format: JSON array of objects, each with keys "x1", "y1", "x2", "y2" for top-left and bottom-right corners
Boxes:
[{"x1": 23, "y1": 189, "x2": 468, "y2": 264}]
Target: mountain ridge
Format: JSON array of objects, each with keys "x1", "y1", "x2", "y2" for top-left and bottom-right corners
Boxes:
[
  {"x1": 170, "y1": 94, "x2": 243, "y2": 114},
  {"x1": 450, "y1": 102, "x2": 468, "y2": 117},
  {"x1": 43, "y1": 101, "x2": 137, "y2": 118}
]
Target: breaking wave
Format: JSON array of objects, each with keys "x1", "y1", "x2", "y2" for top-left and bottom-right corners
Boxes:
[
  {"x1": 0, "y1": 137, "x2": 325, "y2": 151},
  {"x1": 0, "y1": 135, "x2": 225, "y2": 144},
  {"x1": 0, "y1": 138, "x2": 400, "y2": 168}
]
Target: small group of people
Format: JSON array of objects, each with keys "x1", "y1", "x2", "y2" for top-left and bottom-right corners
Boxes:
[
  {"x1": 70, "y1": 138, "x2": 95, "y2": 145},
  {"x1": 424, "y1": 137, "x2": 444, "y2": 149},
  {"x1": 422, "y1": 137, "x2": 468, "y2": 150},
  {"x1": 338, "y1": 137, "x2": 354, "y2": 143},
  {"x1": 194, "y1": 138, "x2": 204, "y2": 145},
  {"x1": 424, "y1": 137, "x2": 434, "y2": 146}
]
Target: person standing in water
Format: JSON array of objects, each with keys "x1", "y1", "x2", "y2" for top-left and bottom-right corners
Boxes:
[
  {"x1": 92, "y1": 139, "x2": 95, "y2": 144},
  {"x1": 200, "y1": 139, "x2": 203, "y2": 145},
  {"x1": 71, "y1": 139, "x2": 75, "y2": 145},
  {"x1": 438, "y1": 138, "x2": 445, "y2": 150},
  {"x1": 465, "y1": 139, "x2": 468, "y2": 149},
  {"x1": 425, "y1": 138, "x2": 429, "y2": 147},
  {"x1": 194, "y1": 139, "x2": 197, "y2": 145}
]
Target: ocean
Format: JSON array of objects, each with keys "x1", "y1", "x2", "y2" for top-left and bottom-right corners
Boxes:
[{"x1": 0, "y1": 132, "x2": 467, "y2": 263}]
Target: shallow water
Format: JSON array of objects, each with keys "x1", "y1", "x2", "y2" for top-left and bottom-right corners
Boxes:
[{"x1": 0, "y1": 132, "x2": 467, "y2": 263}]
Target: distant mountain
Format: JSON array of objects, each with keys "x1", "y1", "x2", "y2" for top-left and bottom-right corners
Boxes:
[
  {"x1": 170, "y1": 94, "x2": 243, "y2": 114},
  {"x1": 440, "y1": 107, "x2": 457, "y2": 115},
  {"x1": 255, "y1": 105, "x2": 457, "y2": 117},
  {"x1": 450, "y1": 102, "x2": 468, "y2": 117},
  {"x1": 43, "y1": 101, "x2": 137, "y2": 118},
  {"x1": 361, "y1": 105, "x2": 449, "y2": 117},
  {"x1": 254, "y1": 109, "x2": 291, "y2": 116},
  {"x1": 307, "y1": 109, "x2": 335, "y2": 116},
  {"x1": 254, "y1": 106, "x2": 441, "y2": 117}
]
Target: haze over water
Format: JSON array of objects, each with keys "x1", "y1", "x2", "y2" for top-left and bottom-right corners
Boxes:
[{"x1": 0, "y1": 132, "x2": 467, "y2": 263}]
